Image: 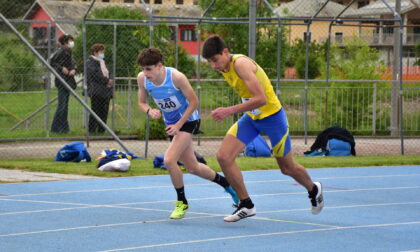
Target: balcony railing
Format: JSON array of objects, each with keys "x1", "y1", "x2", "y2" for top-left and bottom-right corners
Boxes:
[{"x1": 318, "y1": 33, "x2": 420, "y2": 46}]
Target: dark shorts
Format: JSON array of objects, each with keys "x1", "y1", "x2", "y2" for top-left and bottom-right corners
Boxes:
[{"x1": 168, "y1": 120, "x2": 201, "y2": 141}]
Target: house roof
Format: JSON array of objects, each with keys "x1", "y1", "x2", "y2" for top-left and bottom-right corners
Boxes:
[
  {"x1": 275, "y1": 0, "x2": 359, "y2": 18},
  {"x1": 344, "y1": 0, "x2": 420, "y2": 18},
  {"x1": 23, "y1": 0, "x2": 203, "y2": 35}
]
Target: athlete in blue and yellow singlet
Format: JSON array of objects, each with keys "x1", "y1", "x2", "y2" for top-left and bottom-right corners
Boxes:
[
  {"x1": 222, "y1": 54, "x2": 291, "y2": 158},
  {"x1": 203, "y1": 36, "x2": 324, "y2": 222}
]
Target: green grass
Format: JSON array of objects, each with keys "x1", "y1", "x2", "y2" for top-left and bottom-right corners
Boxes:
[{"x1": 0, "y1": 155, "x2": 419, "y2": 179}]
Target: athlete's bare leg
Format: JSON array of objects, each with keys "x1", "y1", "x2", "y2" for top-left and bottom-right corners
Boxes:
[{"x1": 216, "y1": 134, "x2": 248, "y2": 200}]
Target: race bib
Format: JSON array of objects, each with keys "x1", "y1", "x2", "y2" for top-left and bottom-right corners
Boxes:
[
  {"x1": 241, "y1": 97, "x2": 262, "y2": 115},
  {"x1": 154, "y1": 96, "x2": 182, "y2": 112}
]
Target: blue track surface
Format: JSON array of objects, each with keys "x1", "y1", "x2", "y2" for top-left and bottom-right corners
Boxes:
[{"x1": 1, "y1": 165, "x2": 419, "y2": 251}]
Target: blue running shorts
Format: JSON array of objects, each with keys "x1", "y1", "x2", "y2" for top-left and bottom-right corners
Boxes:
[{"x1": 227, "y1": 109, "x2": 291, "y2": 157}]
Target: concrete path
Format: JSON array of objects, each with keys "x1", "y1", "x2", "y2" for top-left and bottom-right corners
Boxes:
[{"x1": 0, "y1": 168, "x2": 98, "y2": 183}]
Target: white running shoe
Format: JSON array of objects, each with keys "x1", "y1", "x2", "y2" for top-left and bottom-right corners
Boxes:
[
  {"x1": 224, "y1": 205, "x2": 256, "y2": 222},
  {"x1": 309, "y1": 182, "x2": 324, "y2": 215}
]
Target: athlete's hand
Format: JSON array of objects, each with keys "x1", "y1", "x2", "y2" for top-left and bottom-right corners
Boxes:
[
  {"x1": 211, "y1": 107, "x2": 232, "y2": 122},
  {"x1": 165, "y1": 124, "x2": 180, "y2": 136},
  {"x1": 148, "y1": 109, "x2": 161, "y2": 120}
]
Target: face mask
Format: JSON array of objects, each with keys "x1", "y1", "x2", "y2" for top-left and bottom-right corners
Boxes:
[
  {"x1": 68, "y1": 41, "x2": 74, "y2": 48},
  {"x1": 98, "y1": 53, "x2": 105, "y2": 59}
]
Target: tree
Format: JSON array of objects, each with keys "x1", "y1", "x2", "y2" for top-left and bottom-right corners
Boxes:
[
  {"x1": 327, "y1": 37, "x2": 385, "y2": 83},
  {"x1": 0, "y1": 0, "x2": 33, "y2": 19},
  {"x1": 0, "y1": 33, "x2": 43, "y2": 91},
  {"x1": 72, "y1": 6, "x2": 195, "y2": 80},
  {"x1": 321, "y1": 37, "x2": 387, "y2": 130},
  {"x1": 198, "y1": 0, "x2": 287, "y2": 79},
  {"x1": 288, "y1": 39, "x2": 325, "y2": 79}
]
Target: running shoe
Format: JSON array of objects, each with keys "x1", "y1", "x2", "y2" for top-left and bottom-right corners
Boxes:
[
  {"x1": 309, "y1": 182, "x2": 324, "y2": 215},
  {"x1": 224, "y1": 204, "x2": 256, "y2": 222},
  {"x1": 170, "y1": 201, "x2": 189, "y2": 219},
  {"x1": 224, "y1": 185, "x2": 240, "y2": 206}
]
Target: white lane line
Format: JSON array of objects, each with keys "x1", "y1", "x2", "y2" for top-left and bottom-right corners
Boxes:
[
  {"x1": 0, "y1": 201, "x2": 419, "y2": 237},
  {"x1": 251, "y1": 216, "x2": 340, "y2": 228},
  {"x1": 257, "y1": 201, "x2": 420, "y2": 214},
  {"x1": 1, "y1": 186, "x2": 420, "y2": 216},
  {"x1": 0, "y1": 206, "x2": 96, "y2": 216},
  {"x1": 0, "y1": 215, "x2": 219, "y2": 238},
  {"x1": 98, "y1": 221, "x2": 420, "y2": 252},
  {"x1": 1, "y1": 185, "x2": 175, "y2": 197},
  {"x1": 3, "y1": 174, "x2": 419, "y2": 197}
]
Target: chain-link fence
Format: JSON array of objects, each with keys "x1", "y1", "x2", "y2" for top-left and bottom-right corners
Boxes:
[{"x1": 0, "y1": 0, "x2": 419, "y2": 159}]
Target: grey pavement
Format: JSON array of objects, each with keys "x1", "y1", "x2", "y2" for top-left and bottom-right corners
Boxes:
[{"x1": 0, "y1": 168, "x2": 98, "y2": 182}]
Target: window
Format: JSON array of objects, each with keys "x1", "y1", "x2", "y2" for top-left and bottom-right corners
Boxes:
[
  {"x1": 50, "y1": 26, "x2": 56, "y2": 42},
  {"x1": 413, "y1": 24, "x2": 420, "y2": 34},
  {"x1": 335, "y1": 32, "x2": 343, "y2": 43},
  {"x1": 403, "y1": 48, "x2": 415, "y2": 57},
  {"x1": 124, "y1": 0, "x2": 135, "y2": 3},
  {"x1": 176, "y1": 0, "x2": 184, "y2": 4},
  {"x1": 382, "y1": 22, "x2": 394, "y2": 35},
  {"x1": 33, "y1": 27, "x2": 47, "y2": 43},
  {"x1": 154, "y1": 0, "x2": 162, "y2": 4},
  {"x1": 102, "y1": 0, "x2": 110, "y2": 2},
  {"x1": 181, "y1": 29, "x2": 196, "y2": 41},
  {"x1": 358, "y1": 0, "x2": 369, "y2": 8}
]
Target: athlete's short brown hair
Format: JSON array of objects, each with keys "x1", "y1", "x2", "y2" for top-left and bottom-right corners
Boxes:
[
  {"x1": 202, "y1": 35, "x2": 227, "y2": 59},
  {"x1": 137, "y1": 48, "x2": 163, "y2": 66}
]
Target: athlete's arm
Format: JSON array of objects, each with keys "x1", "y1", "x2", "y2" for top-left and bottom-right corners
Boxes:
[
  {"x1": 167, "y1": 69, "x2": 199, "y2": 135},
  {"x1": 212, "y1": 57, "x2": 266, "y2": 122},
  {"x1": 137, "y1": 72, "x2": 161, "y2": 119}
]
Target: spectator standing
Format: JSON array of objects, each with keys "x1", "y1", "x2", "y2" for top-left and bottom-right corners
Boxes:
[
  {"x1": 86, "y1": 43, "x2": 113, "y2": 133},
  {"x1": 50, "y1": 34, "x2": 77, "y2": 133}
]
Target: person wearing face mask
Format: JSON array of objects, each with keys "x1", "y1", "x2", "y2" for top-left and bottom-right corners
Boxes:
[
  {"x1": 86, "y1": 43, "x2": 113, "y2": 133},
  {"x1": 50, "y1": 34, "x2": 77, "y2": 133}
]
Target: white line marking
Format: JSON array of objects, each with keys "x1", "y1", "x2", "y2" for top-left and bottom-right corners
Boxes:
[
  {"x1": 98, "y1": 221, "x2": 420, "y2": 251},
  {"x1": 0, "y1": 215, "x2": 218, "y2": 237},
  {"x1": 0, "y1": 201, "x2": 419, "y2": 237},
  {"x1": 0, "y1": 206, "x2": 95, "y2": 216},
  {"x1": 3, "y1": 174, "x2": 419, "y2": 197},
  {"x1": 251, "y1": 216, "x2": 340, "y2": 227},
  {"x1": 1, "y1": 187, "x2": 419, "y2": 216},
  {"x1": 257, "y1": 201, "x2": 420, "y2": 214}
]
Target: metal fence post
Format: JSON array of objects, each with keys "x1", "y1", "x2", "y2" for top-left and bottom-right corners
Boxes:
[
  {"x1": 111, "y1": 22, "x2": 117, "y2": 131},
  {"x1": 372, "y1": 82, "x2": 377, "y2": 136},
  {"x1": 128, "y1": 78, "x2": 132, "y2": 129},
  {"x1": 45, "y1": 22, "x2": 52, "y2": 137},
  {"x1": 197, "y1": 85, "x2": 201, "y2": 146}
]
